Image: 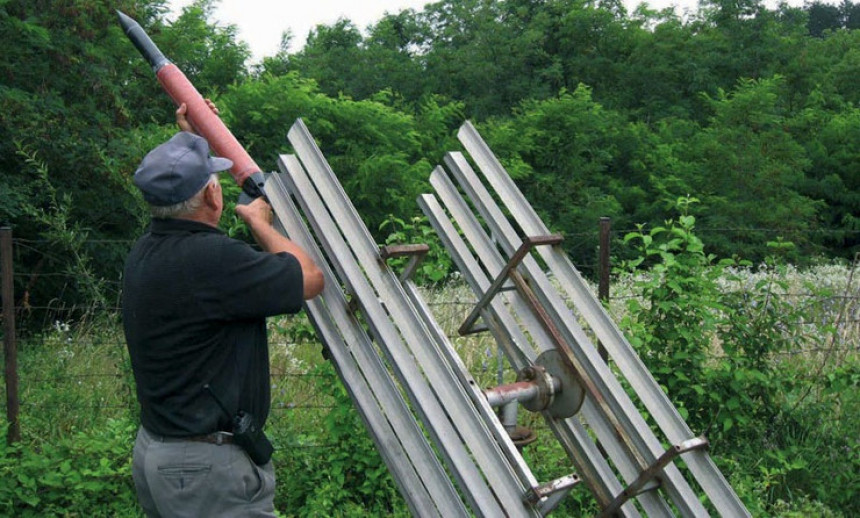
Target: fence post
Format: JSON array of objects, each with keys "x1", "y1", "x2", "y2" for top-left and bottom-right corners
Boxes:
[
  {"x1": 1, "y1": 227, "x2": 20, "y2": 444},
  {"x1": 597, "y1": 217, "x2": 611, "y2": 363}
]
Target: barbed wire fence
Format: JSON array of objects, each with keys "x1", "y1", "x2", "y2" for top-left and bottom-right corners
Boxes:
[{"x1": 1, "y1": 223, "x2": 858, "y2": 448}]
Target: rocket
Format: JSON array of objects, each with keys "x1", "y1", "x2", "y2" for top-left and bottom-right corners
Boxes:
[{"x1": 116, "y1": 10, "x2": 266, "y2": 200}]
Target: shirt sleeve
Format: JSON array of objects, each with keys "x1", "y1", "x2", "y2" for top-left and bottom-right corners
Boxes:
[{"x1": 205, "y1": 235, "x2": 305, "y2": 320}]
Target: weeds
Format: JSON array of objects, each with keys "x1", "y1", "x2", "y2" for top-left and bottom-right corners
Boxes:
[{"x1": 0, "y1": 252, "x2": 857, "y2": 515}]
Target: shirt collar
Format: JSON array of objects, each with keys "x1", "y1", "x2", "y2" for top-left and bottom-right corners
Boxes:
[{"x1": 148, "y1": 217, "x2": 224, "y2": 235}]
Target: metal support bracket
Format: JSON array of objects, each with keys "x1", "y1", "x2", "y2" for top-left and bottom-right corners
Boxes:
[
  {"x1": 459, "y1": 235, "x2": 563, "y2": 336},
  {"x1": 380, "y1": 243, "x2": 430, "y2": 282},
  {"x1": 598, "y1": 437, "x2": 710, "y2": 517},
  {"x1": 525, "y1": 474, "x2": 581, "y2": 515}
]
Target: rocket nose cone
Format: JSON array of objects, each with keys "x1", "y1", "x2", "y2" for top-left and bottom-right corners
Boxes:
[
  {"x1": 116, "y1": 9, "x2": 170, "y2": 71},
  {"x1": 116, "y1": 10, "x2": 136, "y2": 33}
]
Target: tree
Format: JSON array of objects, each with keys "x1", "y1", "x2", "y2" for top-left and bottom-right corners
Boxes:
[
  {"x1": 553, "y1": 0, "x2": 638, "y2": 109},
  {"x1": 0, "y1": 0, "x2": 162, "y2": 325},
  {"x1": 806, "y1": 0, "x2": 842, "y2": 36},
  {"x1": 157, "y1": 0, "x2": 251, "y2": 94},
  {"x1": 478, "y1": 85, "x2": 639, "y2": 268},
  {"x1": 845, "y1": 0, "x2": 860, "y2": 28},
  {"x1": 790, "y1": 95, "x2": 860, "y2": 258},
  {"x1": 676, "y1": 78, "x2": 821, "y2": 260},
  {"x1": 418, "y1": 0, "x2": 574, "y2": 118},
  {"x1": 0, "y1": 0, "x2": 249, "y2": 328},
  {"x1": 360, "y1": 10, "x2": 429, "y2": 101},
  {"x1": 219, "y1": 73, "x2": 463, "y2": 235},
  {"x1": 287, "y1": 18, "x2": 365, "y2": 98},
  {"x1": 618, "y1": 14, "x2": 711, "y2": 119}
]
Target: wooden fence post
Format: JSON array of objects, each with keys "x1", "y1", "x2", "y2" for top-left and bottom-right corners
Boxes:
[{"x1": 1, "y1": 227, "x2": 20, "y2": 444}]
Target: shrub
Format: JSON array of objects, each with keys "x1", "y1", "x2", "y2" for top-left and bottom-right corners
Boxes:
[
  {"x1": 273, "y1": 362, "x2": 408, "y2": 517},
  {"x1": 0, "y1": 418, "x2": 139, "y2": 517},
  {"x1": 616, "y1": 197, "x2": 858, "y2": 514}
]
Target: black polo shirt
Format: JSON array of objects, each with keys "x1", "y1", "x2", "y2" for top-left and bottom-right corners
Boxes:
[{"x1": 122, "y1": 218, "x2": 303, "y2": 437}]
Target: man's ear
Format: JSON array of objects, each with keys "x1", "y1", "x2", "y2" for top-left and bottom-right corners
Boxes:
[{"x1": 203, "y1": 181, "x2": 220, "y2": 210}]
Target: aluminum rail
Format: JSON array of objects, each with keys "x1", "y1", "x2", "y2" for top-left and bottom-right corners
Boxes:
[
  {"x1": 439, "y1": 150, "x2": 702, "y2": 515},
  {"x1": 281, "y1": 119, "x2": 546, "y2": 517},
  {"x1": 453, "y1": 121, "x2": 750, "y2": 517},
  {"x1": 265, "y1": 166, "x2": 463, "y2": 517}
]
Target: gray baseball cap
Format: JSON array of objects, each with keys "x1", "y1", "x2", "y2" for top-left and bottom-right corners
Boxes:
[{"x1": 133, "y1": 131, "x2": 233, "y2": 206}]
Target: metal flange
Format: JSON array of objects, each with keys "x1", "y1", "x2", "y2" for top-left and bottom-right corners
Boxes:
[
  {"x1": 516, "y1": 364, "x2": 556, "y2": 413},
  {"x1": 488, "y1": 349, "x2": 585, "y2": 419},
  {"x1": 534, "y1": 349, "x2": 585, "y2": 419}
]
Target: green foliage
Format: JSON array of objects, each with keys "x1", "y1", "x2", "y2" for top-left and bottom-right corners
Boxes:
[
  {"x1": 617, "y1": 200, "x2": 858, "y2": 513},
  {"x1": 791, "y1": 97, "x2": 860, "y2": 259},
  {"x1": 479, "y1": 85, "x2": 641, "y2": 267},
  {"x1": 619, "y1": 197, "x2": 731, "y2": 427},
  {"x1": 0, "y1": 418, "x2": 139, "y2": 517},
  {"x1": 0, "y1": 0, "x2": 252, "y2": 329},
  {"x1": 17, "y1": 145, "x2": 109, "y2": 314},
  {"x1": 671, "y1": 77, "x2": 821, "y2": 261},
  {"x1": 618, "y1": 197, "x2": 807, "y2": 436},
  {"x1": 284, "y1": 19, "x2": 366, "y2": 100},
  {"x1": 4, "y1": 0, "x2": 860, "y2": 339},
  {"x1": 380, "y1": 214, "x2": 453, "y2": 284},
  {"x1": 5, "y1": 264, "x2": 858, "y2": 515},
  {"x1": 267, "y1": 0, "x2": 860, "y2": 267},
  {"x1": 220, "y1": 73, "x2": 461, "y2": 237},
  {"x1": 159, "y1": 0, "x2": 251, "y2": 94},
  {"x1": 274, "y1": 363, "x2": 408, "y2": 517}
]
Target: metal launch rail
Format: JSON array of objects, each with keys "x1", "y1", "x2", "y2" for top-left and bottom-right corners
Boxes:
[{"x1": 264, "y1": 118, "x2": 750, "y2": 517}]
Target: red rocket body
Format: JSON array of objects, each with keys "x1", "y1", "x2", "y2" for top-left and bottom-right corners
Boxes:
[
  {"x1": 117, "y1": 10, "x2": 261, "y2": 188},
  {"x1": 155, "y1": 64, "x2": 260, "y2": 186}
]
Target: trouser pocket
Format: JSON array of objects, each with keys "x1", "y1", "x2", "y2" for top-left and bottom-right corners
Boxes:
[{"x1": 157, "y1": 464, "x2": 212, "y2": 492}]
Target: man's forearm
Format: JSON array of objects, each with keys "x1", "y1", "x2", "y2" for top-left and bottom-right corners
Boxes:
[{"x1": 246, "y1": 218, "x2": 325, "y2": 299}]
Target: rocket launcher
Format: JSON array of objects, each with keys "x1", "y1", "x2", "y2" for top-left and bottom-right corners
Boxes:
[{"x1": 117, "y1": 10, "x2": 266, "y2": 202}]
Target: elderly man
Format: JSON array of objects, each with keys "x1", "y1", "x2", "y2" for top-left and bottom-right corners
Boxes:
[{"x1": 122, "y1": 103, "x2": 323, "y2": 517}]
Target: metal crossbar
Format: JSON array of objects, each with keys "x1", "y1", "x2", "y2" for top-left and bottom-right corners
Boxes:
[
  {"x1": 379, "y1": 243, "x2": 429, "y2": 282},
  {"x1": 460, "y1": 235, "x2": 563, "y2": 336},
  {"x1": 599, "y1": 438, "x2": 711, "y2": 517}
]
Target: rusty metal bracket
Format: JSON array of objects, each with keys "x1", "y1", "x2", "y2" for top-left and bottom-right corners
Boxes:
[
  {"x1": 459, "y1": 235, "x2": 563, "y2": 336},
  {"x1": 525, "y1": 473, "x2": 581, "y2": 515},
  {"x1": 380, "y1": 244, "x2": 430, "y2": 282},
  {"x1": 598, "y1": 437, "x2": 710, "y2": 517}
]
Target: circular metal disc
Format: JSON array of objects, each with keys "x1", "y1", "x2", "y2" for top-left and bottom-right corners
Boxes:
[{"x1": 537, "y1": 349, "x2": 585, "y2": 418}]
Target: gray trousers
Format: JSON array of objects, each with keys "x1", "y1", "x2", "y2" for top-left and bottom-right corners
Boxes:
[{"x1": 132, "y1": 425, "x2": 276, "y2": 518}]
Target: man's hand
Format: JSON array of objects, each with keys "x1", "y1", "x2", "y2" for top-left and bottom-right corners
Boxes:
[
  {"x1": 235, "y1": 196, "x2": 273, "y2": 228},
  {"x1": 175, "y1": 100, "x2": 219, "y2": 134}
]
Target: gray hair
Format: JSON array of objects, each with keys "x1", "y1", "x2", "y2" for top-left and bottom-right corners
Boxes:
[{"x1": 150, "y1": 174, "x2": 219, "y2": 219}]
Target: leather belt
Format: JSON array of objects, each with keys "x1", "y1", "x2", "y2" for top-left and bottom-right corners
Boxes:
[{"x1": 184, "y1": 431, "x2": 234, "y2": 445}]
